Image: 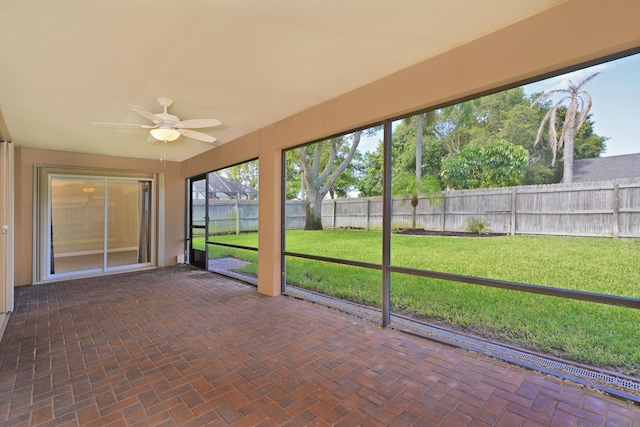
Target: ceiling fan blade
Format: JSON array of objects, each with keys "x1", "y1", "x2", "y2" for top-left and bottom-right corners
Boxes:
[
  {"x1": 179, "y1": 129, "x2": 217, "y2": 143},
  {"x1": 128, "y1": 104, "x2": 161, "y2": 124},
  {"x1": 91, "y1": 121, "x2": 154, "y2": 128},
  {"x1": 176, "y1": 118, "x2": 222, "y2": 129}
]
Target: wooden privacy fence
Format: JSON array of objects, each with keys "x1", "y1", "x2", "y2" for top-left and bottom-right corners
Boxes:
[
  {"x1": 386, "y1": 178, "x2": 640, "y2": 238},
  {"x1": 192, "y1": 199, "x2": 259, "y2": 235},
  {"x1": 203, "y1": 178, "x2": 640, "y2": 238}
]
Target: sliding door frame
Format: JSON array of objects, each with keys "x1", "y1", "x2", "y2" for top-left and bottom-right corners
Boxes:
[
  {"x1": 33, "y1": 166, "x2": 158, "y2": 283},
  {"x1": 0, "y1": 141, "x2": 14, "y2": 313}
]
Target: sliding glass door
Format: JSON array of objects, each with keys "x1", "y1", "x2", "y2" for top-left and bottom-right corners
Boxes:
[
  {"x1": 107, "y1": 180, "x2": 151, "y2": 268},
  {"x1": 41, "y1": 172, "x2": 154, "y2": 280},
  {"x1": 49, "y1": 176, "x2": 105, "y2": 275}
]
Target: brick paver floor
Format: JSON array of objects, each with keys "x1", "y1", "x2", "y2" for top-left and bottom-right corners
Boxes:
[{"x1": 0, "y1": 266, "x2": 638, "y2": 426}]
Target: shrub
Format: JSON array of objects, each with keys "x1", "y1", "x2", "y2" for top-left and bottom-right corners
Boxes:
[{"x1": 465, "y1": 218, "x2": 490, "y2": 234}]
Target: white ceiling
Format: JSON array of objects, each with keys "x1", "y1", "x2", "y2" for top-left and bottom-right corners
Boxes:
[{"x1": 0, "y1": 0, "x2": 563, "y2": 162}]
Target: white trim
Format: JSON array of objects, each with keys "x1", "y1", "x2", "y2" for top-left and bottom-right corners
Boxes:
[
  {"x1": 103, "y1": 177, "x2": 109, "y2": 272},
  {"x1": 1, "y1": 142, "x2": 14, "y2": 313},
  {"x1": 157, "y1": 172, "x2": 164, "y2": 267},
  {"x1": 34, "y1": 265, "x2": 157, "y2": 285}
]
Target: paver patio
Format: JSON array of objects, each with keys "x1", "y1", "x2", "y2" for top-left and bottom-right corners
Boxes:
[{"x1": 0, "y1": 266, "x2": 638, "y2": 426}]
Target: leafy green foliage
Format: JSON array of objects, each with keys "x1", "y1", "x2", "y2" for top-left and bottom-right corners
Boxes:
[
  {"x1": 573, "y1": 114, "x2": 608, "y2": 159},
  {"x1": 522, "y1": 162, "x2": 560, "y2": 185},
  {"x1": 441, "y1": 140, "x2": 529, "y2": 189},
  {"x1": 224, "y1": 160, "x2": 259, "y2": 190},
  {"x1": 356, "y1": 146, "x2": 384, "y2": 197},
  {"x1": 354, "y1": 86, "x2": 607, "y2": 193},
  {"x1": 391, "y1": 120, "x2": 447, "y2": 182},
  {"x1": 437, "y1": 101, "x2": 476, "y2": 154}
]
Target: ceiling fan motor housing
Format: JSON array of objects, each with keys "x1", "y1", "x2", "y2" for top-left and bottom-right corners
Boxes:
[{"x1": 155, "y1": 113, "x2": 180, "y2": 126}]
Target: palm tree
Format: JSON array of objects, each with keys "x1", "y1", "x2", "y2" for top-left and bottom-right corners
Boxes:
[
  {"x1": 403, "y1": 110, "x2": 436, "y2": 181},
  {"x1": 392, "y1": 172, "x2": 441, "y2": 229},
  {"x1": 531, "y1": 72, "x2": 599, "y2": 184}
]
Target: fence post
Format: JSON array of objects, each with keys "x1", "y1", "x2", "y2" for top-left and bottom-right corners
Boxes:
[
  {"x1": 332, "y1": 200, "x2": 337, "y2": 230},
  {"x1": 511, "y1": 188, "x2": 517, "y2": 235},
  {"x1": 234, "y1": 199, "x2": 240, "y2": 235},
  {"x1": 612, "y1": 183, "x2": 619, "y2": 238},
  {"x1": 441, "y1": 191, "x2": 447, "y2": 232},
  {"x1": 366, "y1": 199, "x2": 370, "y2": 231}
]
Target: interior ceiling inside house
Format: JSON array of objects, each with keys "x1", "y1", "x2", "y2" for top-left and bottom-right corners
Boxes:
[{"x1": 0, "y1": 0, "x2": 563, "y2": 162}]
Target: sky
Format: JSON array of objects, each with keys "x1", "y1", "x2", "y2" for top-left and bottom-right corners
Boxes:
[{"x1": 358, "y1": 52, "x2": 640, "y2": 157}]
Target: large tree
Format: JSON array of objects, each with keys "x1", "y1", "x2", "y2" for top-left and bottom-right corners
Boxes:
[
  {"x1": 295, "y1": 131, "x2": 365, "y2": 230},
  {"x1": 531, "y1": 73, "x2": 599, "y2": 184},
  {"x1": 436, "y1": 102, "x2": 476, "y2": 155},
  {"x1": 471, "y1": 88, "x2": 542, "y2": 150}
]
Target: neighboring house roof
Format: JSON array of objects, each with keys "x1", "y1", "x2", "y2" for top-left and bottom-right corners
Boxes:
[
  {"x1": 193, "y1": 173, "x2": 258, "y2": 199},
  {"x1": 572, "y1": 153, "x2": 640, "y2": 182}
]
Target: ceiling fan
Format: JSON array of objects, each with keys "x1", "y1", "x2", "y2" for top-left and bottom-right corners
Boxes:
[{"x1": 93, "y1": 97, "x2": 221, "y2": 143}]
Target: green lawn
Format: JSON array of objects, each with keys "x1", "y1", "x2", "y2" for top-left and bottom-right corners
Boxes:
[{"x1": 200, "y1": 230, "x2": 640, "y2": 375}]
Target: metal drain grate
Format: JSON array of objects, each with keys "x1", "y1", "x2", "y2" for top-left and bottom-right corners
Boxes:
[
  {"x1": 394, "y1": 316, "x2": 640, "y2": 397},
  {"x1": 284, "y1": 287, "x2": 640, "y2": 401},
  {"x1": 483, "y1": 342, "x2": 640, "y2": 392}
]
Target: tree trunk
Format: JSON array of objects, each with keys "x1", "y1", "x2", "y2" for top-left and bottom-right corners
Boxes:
[
  {"x1": 563, "y1": 126, "x2": 575, "y2": 184},
  {"x1": 411, "y1": 196, "x2": 418, "y2": 229},
  {"x1": 304, "y1": 193, "x2": 324, "y2": 230},
  {"x1": 411, "y1": 205, "x2": 417, "y2": 229},
  {"x1": 416, "y1": 114, "x2": 424, "y2": 181}
]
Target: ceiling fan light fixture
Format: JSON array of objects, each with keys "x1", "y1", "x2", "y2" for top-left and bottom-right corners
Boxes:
[{"x1": 150, "y1": 127, "x2": 180, "y2": 142}]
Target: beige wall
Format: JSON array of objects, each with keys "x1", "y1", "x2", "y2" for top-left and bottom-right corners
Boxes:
[
  {"x1": 181, "y1": 0, "x2": 640, "y2": 296},
  {"x1": 11, "y1": 1, "x2": 640, "y2": 293},
  {"x1": 14, "y1": 148, "x2": 183, "y2": 286}
]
